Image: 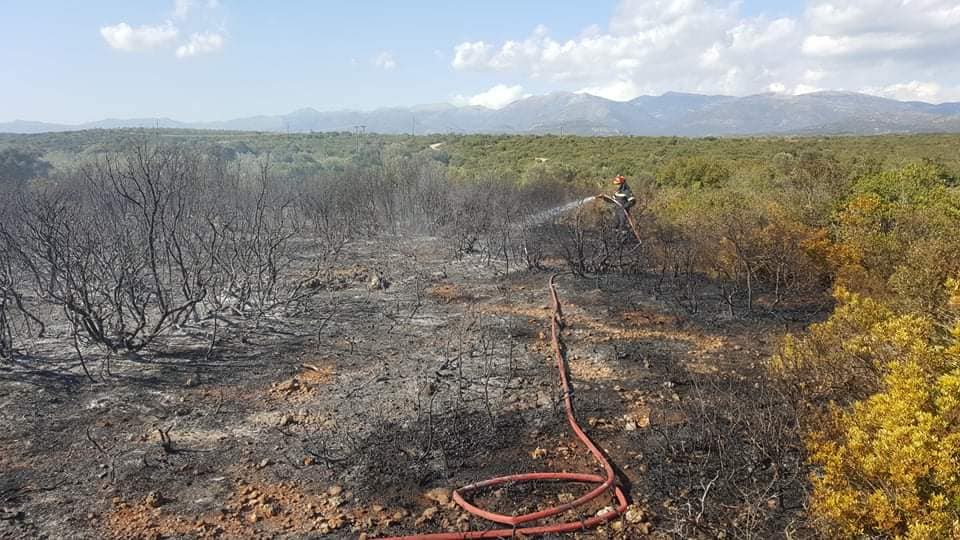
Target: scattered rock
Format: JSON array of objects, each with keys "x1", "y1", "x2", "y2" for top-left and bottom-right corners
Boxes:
[
  {"x1": 144, "y1": 491, "x2": 167, "y2": 508},
  {"x1": 424, "y1": 488, "x2": 450, "y2": 506},
  {"x1": 625, "y1": 505, "x2": 645, "y2": 524},
  {"x1": 536, "y1": 391, "x2": 552, "y2": 408},
  {"x1": 259, "y1": 503, "x2": 279, "y2": 517},
  {"x1": 274, "y1": 378, "x2": 300, "y2": 392},
  {"x1": 415, "y1": 506, "x2": 438, "y2": 525},
  {"x1": 595, "y1": 505, "x2": 616, "y2": 517},
  {"x1": 367, "y1": 273, "x2": 390, "y2": 291},
  {"x1": 327, "y1": 485, "x2": 343, "y2": 497}
]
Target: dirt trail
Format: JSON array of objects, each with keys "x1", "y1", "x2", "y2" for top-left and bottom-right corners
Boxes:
[{"x1": 0, "y1": 235, "x2": 809, "y2": 539}]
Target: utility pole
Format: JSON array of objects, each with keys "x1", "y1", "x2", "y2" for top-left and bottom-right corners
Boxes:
[
  {"x1": 411, "y1": 114, "x2": 416, "y2": 136},
  {"x1": 354, "y1": 125, "x2": 367, "y2": 153}
]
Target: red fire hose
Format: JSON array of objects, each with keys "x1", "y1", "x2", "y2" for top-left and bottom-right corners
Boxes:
[{"x1": 378, "y1": 273, "x2": 628, "y2": 539}]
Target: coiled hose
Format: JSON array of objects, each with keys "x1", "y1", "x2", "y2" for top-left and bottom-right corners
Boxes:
[{"x1": 378, "y1": 273, "x2": 628, "y2": 539}]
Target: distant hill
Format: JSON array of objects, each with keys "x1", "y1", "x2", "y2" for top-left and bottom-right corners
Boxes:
[{"x1": 5, "y1": 91, "x2": 960, "y2": 136}]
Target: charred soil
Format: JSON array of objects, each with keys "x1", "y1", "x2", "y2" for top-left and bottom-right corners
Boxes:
[{"x1": 1, "y1": 235, "x2": 819, "y2": 539}]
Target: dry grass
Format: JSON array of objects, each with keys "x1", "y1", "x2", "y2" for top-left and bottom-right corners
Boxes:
[{"x1": 427, "y1": 283, "x2": 472, "y2": 304}]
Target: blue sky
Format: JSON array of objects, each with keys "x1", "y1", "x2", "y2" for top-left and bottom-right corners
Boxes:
[{"x1": 2, "y1": 1, "x2": 959, "y2": 123}]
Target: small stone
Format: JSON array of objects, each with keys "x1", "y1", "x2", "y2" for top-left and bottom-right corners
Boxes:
[
  {"x1": 536, "y1": 391, "x2": 552, "y2": 408},
  {"x1": 415, "y1": 506, "x2": 438, "y2": 525},
  {"x1": 625, "y1": 506, "x2": 645, "y2": 524},
  {"x1": 424, "y1": 488, "x2": 450, "y2": 506},
  {"x1": 258, "y1": 459, "x2": 271, "y2": 469},
  {"x1": 327, "y1": 485, "x2": 343, "y2": 496},
  {"x1": 144, "y1": 491, "x2": 167, "y2": 508},
  {"x1": 275, "y1": 379, "x2": 300, "y2": 392},
  {"x1": 368, "y1": 273, "x2": 390, "y2": 291},
  {"x1": 247, "y1": 512, "x2": 260, "y2": 524}
]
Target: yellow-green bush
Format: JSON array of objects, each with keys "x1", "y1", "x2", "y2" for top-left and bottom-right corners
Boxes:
[
  {"x1": 808, "y1": 337, "x2": 960, "y2": 538},
  {"x1": 775, "y1": 282, "x2": 960, "y2": 538}
]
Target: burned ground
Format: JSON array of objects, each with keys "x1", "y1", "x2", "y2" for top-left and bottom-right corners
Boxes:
[{"x1": 1, "y1": 233, "x2": 818, "y2": 539}]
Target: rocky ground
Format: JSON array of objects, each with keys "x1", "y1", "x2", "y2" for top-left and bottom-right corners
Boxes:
[{"x1": 1, "y1": 234, "x2": 819, "y2": 539}]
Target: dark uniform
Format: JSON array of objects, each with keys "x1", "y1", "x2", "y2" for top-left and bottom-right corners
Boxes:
[{"x1": 613, "y1": 181, "x2": 636, "y2": 231}]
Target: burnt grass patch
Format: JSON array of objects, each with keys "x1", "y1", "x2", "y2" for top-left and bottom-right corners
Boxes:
[{"x1": 349, "y1": 409, "x2": 530, "y2": 505}]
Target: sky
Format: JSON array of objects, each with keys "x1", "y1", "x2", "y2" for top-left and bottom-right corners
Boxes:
[{"x1": 3, "y1": 0, "x2": 960, "y2": 123}]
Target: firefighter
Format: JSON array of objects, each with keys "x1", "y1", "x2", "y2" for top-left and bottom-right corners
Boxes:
[{"x1": 611, "y1": 175, "x2": 636, "y2": 232}]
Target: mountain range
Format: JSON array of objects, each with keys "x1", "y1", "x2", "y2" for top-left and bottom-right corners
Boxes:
[{"x1": 5, "y1": 91, "x2": 960, "y2": 137}]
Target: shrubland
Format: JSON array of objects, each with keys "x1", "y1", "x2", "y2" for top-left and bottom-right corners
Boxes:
[{"x1": 2, "y1": 129, "x2": 959, "y2": 536}]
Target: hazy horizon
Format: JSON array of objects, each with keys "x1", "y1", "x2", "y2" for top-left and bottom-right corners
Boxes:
[
  {"x1": 5, "y1": 1, "x2": 960, "y2": 124},
  {"x1": 7, "y1": 88, "x2": 960, "y2": 128}
]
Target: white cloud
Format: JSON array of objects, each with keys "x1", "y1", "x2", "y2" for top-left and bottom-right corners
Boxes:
[
  {"x1": 173, "y1": 0, "x2": 192, "y2": 19},
  {"x1": 100, "y1": 22, "x2": 179, "y2": 52},
  {"x1": 450, "y1": 1, "x2": 800, "y2": 96},
  {"x1": 768, "y1": 82, "x2": 787, "y2": 93},
  {"x1": 173, "y1": 0, "x2": 220, "y2": 18},
  {"x1": 803, "y1": 69, "x2": 826, "y2": 82},
  {"x1": 863, "y1": 81, "x2": 960, "y2": 103},
  {"x1": 793, "y1": 84, "x2": 822, "y2": 95},
  {"x1": 102, "y1": 1, "x2": 225, "y2": 58},
  {"x1": 373, "y1": 51, "x2": 397, "y2": 70},
  {"x1": 452, "y1": 41, "x2": 494, "y2": 70},
  {"x1": 803, "y1": 0, "x2": 960, "y2": 58},
  {"x1": 454, "y1": 84, "x2": 529, "y2": 109},
  {"x1": 449, "y1": 0, "x2": 960, "y2": 103},
  {"x1": 578, "y1": 79, "x2": 641, "y2": 101},
  {"x1": 801, "y1": 32, "x2": 925, "y2": 57},
  {"x1": 175, "y1": 32, "x2": 225, "y2": 58}
]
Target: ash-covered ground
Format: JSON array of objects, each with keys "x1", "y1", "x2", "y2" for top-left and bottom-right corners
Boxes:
[{"x1": 1, "y1": 234, "x2": 814, "y2": 539}]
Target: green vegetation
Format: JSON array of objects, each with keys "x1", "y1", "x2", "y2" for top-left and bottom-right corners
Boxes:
[
  {"x1": 771, "y1": 162, "x2": 960, "y2": 538},
  {"x1": 4, "y1": 129, "x2": 960, "y2": 186}
]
